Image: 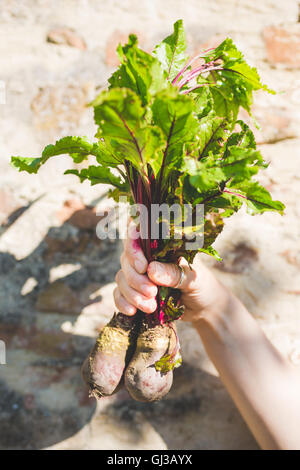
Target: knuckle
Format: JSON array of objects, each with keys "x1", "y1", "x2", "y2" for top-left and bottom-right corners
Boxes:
[
  {"x1": 113, "y1": 291, "x2": 120, "y2": 309},
  {"x1": 125, "y1": 304, "x2": 135, "y2": 315},
  {"x1": 132, "y1": 294, "x2": 142, "y2": 308},
  {"x1": 145, "y1": 301, "x2": 157, "y2": 313},
  {"x1": 126, "y1": 270, "x2": 136, "y2": 288},
  {"x1": 113, "y1": 287, "x2": 119, "y2": 300},
  {"x1": 115, "y1": 270, "x2": 122, "y2": 284},
  {"x1": 144, "y1": 304, "x2": 153, "y2": 313}
]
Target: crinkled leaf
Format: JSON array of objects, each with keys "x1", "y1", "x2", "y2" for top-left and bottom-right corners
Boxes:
[
  {"x1": 198, "y1": 113, "x2": 227, "y2": 157},
  {"x1": 152, "y1": 87, "x2": 199, "y2": 185},
  {"x1": 229, "y1": 181, "x2": 285, "y2": 215},
  {"x1": 224, "y1": 119, "x2": 256, "y2": 153},
  {"x1": 199, "y1": 246, "x2": 222, "y2": 261},
  {"x1": 190, "y1": 85, "x2": 214, "y2": 118},
  {"x1": 153, "y1": 239, "x2": 184, "y2": 260},
  {"x1": 205, "y1": 192, "x2": 243, "y2": 217},
  {"x1": 154, "y1": 19, "x2": 187, "y2": 81},
  {"x1": 65, "y1": 165, "x2": 129, "y2": 190},
  {"x1": 189, "y1": 145, "x2": 265, "y2": 194},
  {"x1": 204, "y1": 38, "x2": 274, "y2": 119},
  {"x1": 155, "y1": 350, "x2": 182, "y2": 373},
  {"x1": 163, "y1": 296, "x2": 185, "y2": 321},
  {"x1": 109, "y1": 34, "x2": 166, "y2": 105},
  {"x1": 203, "y1": 214, "x2": 224, "y2": 248},
  {"x1": 11, "y1": 136, "x2": 102, "y2": 174},
  {"x1": 92, "y1": 88, "x2": 166, "y2": 175},
  {"x1": 11, "y1": 157, "x2": 42, "y2": 174}
]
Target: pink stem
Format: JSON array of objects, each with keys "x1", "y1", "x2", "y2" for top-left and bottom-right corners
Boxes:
[
  {"x1": 182, "y1": 83, "x2": 211, "y2": 94},
  {"x1": 177, "y1": 64, "x2": 223, "y2": 89},
  {"x1": 172, "y1": 47, "x2": 216, "y2": 85},
  {"x1": 176, "y1": 65, "x2": 208, "y2": 88},
  {"x1": 172, "y1": 55, "x2": 204, "y2": 85},
  {"x1": 223, "y1": 189, "x2": 247, "y2": 199}
]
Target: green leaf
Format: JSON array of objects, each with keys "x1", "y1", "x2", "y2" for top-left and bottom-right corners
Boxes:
[
  {"x1": 155, "y1": 350, "x2": 182, "y2": 373},
  {"x1": 92, "y1": 88, "x2": 144, "y2": 140},
  {"x1": 152, "y1": 86, "x2": 199, "y2": 184},
  {"x1": 136, "y1": 126, "x2": 165, "y2": 177},
  {"x1": 163, "y1": 296, "x2": 185, "y2": 321},
  {"x1": 154, "y1": 19, "x2": 187, "y2": 81},
  {"x1": 229, "y1": 181, "x2": 285, "y2": 215},
  {"x1": 188, "y1": 145, "x2": 265, "y2": 194},
  {"x1": 198, "y1": 113, "x2": 227, "y2": 157},
  {"x1": 11, "y1": 157, "x2": 42, "y2": 174},
  {"x1": 199, "y1": 246, "x2": 222, "y2": 261},
  {"x1": 224, "y1": 119, "x2": 256, "y2": 152},
  {"x1": 203, "y1": 214, "x2": 224, "y2": 248},
  {"x1": 92, "y1": 87, "x2": 145, "y2": 168},
  {"x1": 203, "y1": 38, "x2": 274, "y2": 119},
  {"x1": 222, "y1": 147, "x2": 265, "y2": 184},
  {"x1": 65, "y1": 165, "x2": 128, "y2": 190},
  {"x1": 11, "y1": 136, "x2": 102, "y2": 174},
  {"x1": 209, "y1": 84, "x2": 239, "y2": 121},
  {"x1": 108, "y1": 34, "x2": 166, "y2": 105},
  {"x1": 190, "y1": 85, "x2": 214, "y2": 118},
  {"x1": 206, "y1": 193, "x2": 243, "y2": 217},
  {"x1": 92, "y1": 87, "x2": 166, "y2": 176},
  {"x1": 227, "y1": 62, "x2": 275, "y2": 94}
]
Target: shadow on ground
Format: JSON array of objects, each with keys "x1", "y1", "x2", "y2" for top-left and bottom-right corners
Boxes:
[
  {"x1": 0, "y1": 202, "x2": 118, "y2": 449},
  {"x1": 0, "y1": 202, "x2": 275, "y2": 449}
]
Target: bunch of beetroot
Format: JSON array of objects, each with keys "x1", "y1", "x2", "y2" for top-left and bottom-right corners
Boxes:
[
  {"x1": 11, "y1": 20, "x2": 284, "y2": 401},
  {"x1": 82, "y1": 311, "x2": 178, "y2": 401}
]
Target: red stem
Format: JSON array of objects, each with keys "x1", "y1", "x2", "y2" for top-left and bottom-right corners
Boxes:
[
  {"x1": 223, "y1": 189, "x2": 247, "y2": 199},
  {"x1": 171, "y1": 47, "x2": 216, "y2": 85}
]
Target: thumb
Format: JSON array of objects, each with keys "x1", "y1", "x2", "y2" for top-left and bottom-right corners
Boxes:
[{"x1": 147, "y1": 261, "x2": 195, "y2": 291}]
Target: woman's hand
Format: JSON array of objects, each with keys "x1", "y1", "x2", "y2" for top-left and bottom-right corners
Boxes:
[{"x1": 114, "y1": 225, "x2": 231, "y2": 325}]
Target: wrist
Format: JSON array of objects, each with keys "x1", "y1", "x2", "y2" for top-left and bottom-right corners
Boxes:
[{"x1": 191, "y1": 282, "x2": 236, "y2": 330}]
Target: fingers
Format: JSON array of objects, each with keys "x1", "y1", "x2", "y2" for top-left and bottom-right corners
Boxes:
[
  {"x1": 115, "y1": 271, "x2": 157, "y2": 314},
  {"x1": 120, "y1": 253, "x2": 157, "y2": 298},
  {"x1": 113, "y1": 287, "x2": 136, "y2": 316},
  {"x1": 115, "y1": 223, "x2": 158, "y2": 316},
  {"x1": 124, "y1": 224, "x2": 148, "y2": 274},
  {"x1": 147, "y1": 260, "x2": 197, "y2": 291}
]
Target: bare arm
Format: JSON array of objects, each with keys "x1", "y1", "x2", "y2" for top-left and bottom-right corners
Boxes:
[
  {"x1": 114, "y1": 230, "x2": 300, "y2": 450},
  {"x1": 194, "y1": 293, "x2": 300, "y2": 450}
]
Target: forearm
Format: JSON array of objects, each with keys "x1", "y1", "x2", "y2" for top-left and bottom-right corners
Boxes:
[{"x1": 194, "y1": 291, "x2": 300, "y2": 450}]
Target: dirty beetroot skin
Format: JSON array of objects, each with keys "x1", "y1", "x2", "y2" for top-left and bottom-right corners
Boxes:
[
  {"x1": 125, "y1": 317, "x2": 177, "y2": 402},
  {"x1": 81, "y1": 313, "x2": 136, "y2": 398}
]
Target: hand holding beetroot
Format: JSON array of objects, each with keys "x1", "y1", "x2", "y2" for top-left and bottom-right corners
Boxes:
[
  {"x1": 114, "y1": 225, "x2": 230, "y2": 326},
  {"x1": 82, "y1": 224, "x2": 233, "y2": 402}
]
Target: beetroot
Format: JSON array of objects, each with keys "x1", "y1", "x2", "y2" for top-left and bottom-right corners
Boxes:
[{"x1": 81, "y1": 312, "x2": 136, "y2": 398}]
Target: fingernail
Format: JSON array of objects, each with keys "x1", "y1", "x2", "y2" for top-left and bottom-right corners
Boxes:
[
  {"x1": 128, "y1": 306, "x2": 136, "y2": 315},
  {"x1": 135, "y1": 259, "x2": 145, "y2": 273},
  {"x1": 145, "y1": 299, "x2": 157, "y2": 312}
]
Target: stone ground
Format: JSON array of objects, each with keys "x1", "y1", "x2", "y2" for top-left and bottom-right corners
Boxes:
[{"x1": 0, "y1": 0, "x2": 299, "y2": 450}]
